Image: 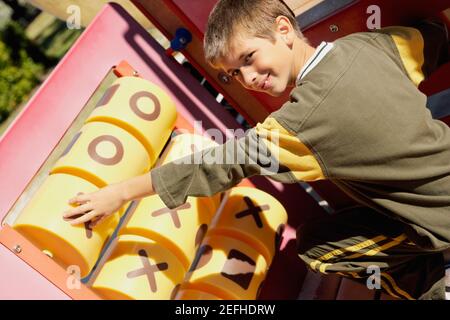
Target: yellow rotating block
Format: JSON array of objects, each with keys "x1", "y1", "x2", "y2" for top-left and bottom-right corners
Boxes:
[
  {"x1": 86, "y1": 76, "x2": 177, "y2": 164},
  {"x1": 183, "y1": 235, "x2": 267, "y2": 300},
  {"x1": 91, "y1": 235, "x2": 185, "y2": 300},
  {"x1": 159, "y1": 133, "x2": 219, "y2": 165},
  {"x1": 119, "y1": 193, "x2": 217, "y2": 271},
  {"x1": 51, "y1": 122, "x2": 150, "y2": 187},
  {"x1": 209, "y1": 187, "x2": 287, "y2": 265},
  {"x1": 174, "y1": 289, "x2": 222, "y2": 300},
  {"x1": 13, "y1": 173, "x2": 120, "y2": 278}
]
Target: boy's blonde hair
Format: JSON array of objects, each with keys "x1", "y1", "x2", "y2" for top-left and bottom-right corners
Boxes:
[{"x1": 204, "y1": 0, "x2": 305, "y2": 67}]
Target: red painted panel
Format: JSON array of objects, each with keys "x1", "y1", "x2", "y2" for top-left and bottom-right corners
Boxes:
[{"x1": 167, "y1": 0, "x2": 217, "y2": 39}]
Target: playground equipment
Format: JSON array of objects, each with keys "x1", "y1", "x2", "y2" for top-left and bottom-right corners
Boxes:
[{"x1": 1, "y1": 1, "x2": 449, "y2": 300}]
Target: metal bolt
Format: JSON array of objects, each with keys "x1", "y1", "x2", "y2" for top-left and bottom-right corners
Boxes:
[
  {"x1": 330, "y1": 24, "x2": 339, "y2": 33},
  {"x1": 14, "y1": 245, "x2": 22, "y2": 254},
  {"x1": 218, "y1": 72, "x2": 231, "y2": 84},
  {"x1": 42, "y1": 250, "x2": 53, "y2": 258},
  {"x1": 133, "y1": 70, "x2": 139, "y2": 76}
]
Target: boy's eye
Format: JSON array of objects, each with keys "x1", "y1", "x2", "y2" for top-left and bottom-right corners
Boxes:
[
  {"x1": 229, "y1": 52, "x2": 254, "y2": 77},
  {"x1": 245, "y1": 52, "x2": 255, "y2": 64}
]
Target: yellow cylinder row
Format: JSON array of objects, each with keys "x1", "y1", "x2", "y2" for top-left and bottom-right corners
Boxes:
[
  {"x1": 86, "y1": 76, "x2": 177, "y2": 165},
  {"x1": 175, "y1": 186, "x2": 287, "y2": 300},
  {"x1": 119, "y1": 194, "x2": 217, "y2": 272},
  {"x1": 210, "y1": 186, "x2": 287, "y2": 264},
  {"x1": 13, "y1": 78, "x2": 178, "y2": 279},
  {"x1": 178, "y1": 235, "x2": 268, "y2": 300},
  {"x1": 13, "y1": 174, "x2": 120, "y2": 277},
  {"x1": 51, "y1": 121, "x2": 151, "y2": 187},
  {"x1": 89, "y1": 133, "x2": 223, "y2": 299},
  {"x1": 92, "y1": 235, "x2": 185, "y2": 300}
]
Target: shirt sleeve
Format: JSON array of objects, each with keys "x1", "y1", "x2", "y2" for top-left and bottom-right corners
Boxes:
[
  {"x1": 376, "y1": 22, "x2": 449, "y2": 87},
  {"x1": 150, "y1": 114, "x2": 326, "y2": 209}
]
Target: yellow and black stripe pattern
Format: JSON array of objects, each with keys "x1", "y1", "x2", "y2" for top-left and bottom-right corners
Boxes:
[
  {"x1": 253, "y1": 116, "x2": 325, "y2": 181},
  {"x1": 303, "y1": 232, "x2": 415, "y2": 300}
]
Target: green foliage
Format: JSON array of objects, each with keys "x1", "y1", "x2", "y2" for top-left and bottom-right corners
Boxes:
[
  {"x1": 0, "y1": 20, "x2": 51, "y2": 124},
  {"x1": 32, "y1": 18, "x2": 83, "y2": 60}
]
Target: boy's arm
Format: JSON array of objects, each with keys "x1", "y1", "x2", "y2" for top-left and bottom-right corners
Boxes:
[
  {"x1": 64, "y1": 113, "x2": 326, "y2": 224},
  {"x1": 151, "y1": 115, "x2": 326, "y2": 209},
  {"x1": 376, "y1": 21, "x2": 449, "y2": 87}
]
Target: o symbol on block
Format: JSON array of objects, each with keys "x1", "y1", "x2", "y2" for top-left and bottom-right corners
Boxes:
[
  {"x1": 88, "y1": 135, "x2": 124, "y2": 166},
  {"x1": 129, "y1": 91, "x2": 161, "y2": 121}
]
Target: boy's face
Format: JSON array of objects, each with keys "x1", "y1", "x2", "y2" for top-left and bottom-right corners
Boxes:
[{"x1": 215, "y1": 25, "x2": 296, "y2": 97}]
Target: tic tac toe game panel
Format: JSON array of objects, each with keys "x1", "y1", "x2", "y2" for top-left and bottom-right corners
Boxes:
[{"x1": 1, "y1": 1, "x2": 450, "y2": 300}]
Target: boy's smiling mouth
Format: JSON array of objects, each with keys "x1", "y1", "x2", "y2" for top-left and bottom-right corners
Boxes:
[{"x1": 261, "y1": 73, "x2": 271, "y2": 90}]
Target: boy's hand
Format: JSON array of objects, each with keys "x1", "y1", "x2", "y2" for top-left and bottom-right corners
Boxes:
[{"x1": 63, "y1": 184, "x2": 126, "y2": 228}]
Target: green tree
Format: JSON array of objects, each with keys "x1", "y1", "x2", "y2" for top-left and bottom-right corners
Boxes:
[{"x1": 0, "y1": 21, "x2": 50, "y2": 123}]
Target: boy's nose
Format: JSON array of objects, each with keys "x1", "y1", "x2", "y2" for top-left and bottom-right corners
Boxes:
[{"x1": 241, "y1": 68, "x2": 258, "y2": 88}]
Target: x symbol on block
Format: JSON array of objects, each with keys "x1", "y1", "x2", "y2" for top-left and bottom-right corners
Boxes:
[
  {"x1": 151, "y1": 202, "x2": 191, "y2": 228},
  {"x1": 126, "y1": 249, "x2": 168, "y2": 293},
  {"x1": 235, "y1": 196, "x2": 270, "y2": 229},
  {"x1": 68, "y1": 214, "x2": 93, "y2": 239}
]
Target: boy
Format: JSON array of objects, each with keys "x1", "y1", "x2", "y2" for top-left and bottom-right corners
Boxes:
[{"x1": 63, "y1": 0, "x2": 450, "y2": 299}]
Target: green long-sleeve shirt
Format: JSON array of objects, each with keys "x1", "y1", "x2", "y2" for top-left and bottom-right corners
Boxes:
[{"x1": 151, "y1": 26, "x2": 450, "y2": 251}]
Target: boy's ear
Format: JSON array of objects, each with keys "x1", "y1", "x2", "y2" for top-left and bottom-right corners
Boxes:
[{"x1": 275, "y1": 15, "x2": 295, "y2": 46}]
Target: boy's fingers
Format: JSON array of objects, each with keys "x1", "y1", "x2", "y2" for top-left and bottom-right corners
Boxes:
[
  {"x1": 69, "y1": 210, "x2": 98, "y2": 226},
  {"x1": 89, "y1": 215, "x2": 107, "y2": 228},
  {"x1": 63, "y1": 203, "x2": 93, "y2": 219},
  {"x1": 68, "y1": 192, "x2": 90, "y2": 205}
]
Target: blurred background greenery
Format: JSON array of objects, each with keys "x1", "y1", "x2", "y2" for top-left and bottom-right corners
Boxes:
[{"x1": 0, "y1": 0, "x2": 83, "y2": 130}]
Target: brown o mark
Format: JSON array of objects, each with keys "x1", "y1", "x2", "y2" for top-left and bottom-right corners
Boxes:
[
  {"x1": 275, "y1": 224, "x2": 285, "y2": 251},
  {"x1": 235, "y1": 197, "x2": 270, "y2": 229},
  {"x1": 220, "y1": 249, "x2": 256, "y2": 290},
  {"x1": 151, "y1": 202, "x2": 191, "y2": 228},
  {"x1": 95, "y1": 84, "x2": 120, "y2": 108},
  {"x1": 194, "y1": 224, "x2": 208, "y2": 248},
  {"x1": 189, "y1": 245, "x2": 213, "y2": 272},
  {"x1": 129, "y1": 91, "x2": 161, "y2": 121},
  {"x1": 61, "y1": 131, "x2": 82, "y2": 157},
  {"x1": 88, "y1": 135, "x2": 124, "y2": 166},
  {"x1": 126, "y1": 249, "x2": 168, "y2": 293}
]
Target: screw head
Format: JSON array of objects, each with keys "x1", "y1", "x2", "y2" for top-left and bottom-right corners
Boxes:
[
  {"x1": 42, "y1": 250, "x2": 53, "y2": 258},
  {"x1": 330, "y1": 24, "x2": 339, "y2": 33},
  {"x1": 218, "y1": 72, "x2": 231, "y2": 84},
  {"x1": 14, "y1": 245, "x2": 22, "y2": 254}
]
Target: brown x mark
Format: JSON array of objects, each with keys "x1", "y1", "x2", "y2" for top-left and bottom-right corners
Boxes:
[
  {"x1": 151, "y1": 202, "x2": 191, "y2": 228},
  {"x1": 68, "y1": 214, "x2": 93, "y2": 239},
  {"x1": 126, "y1": 249, "x2": 168, "y2": 293},
  {"x1": 235, "y1": 196, "x2": 270, "y2": 229}
]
